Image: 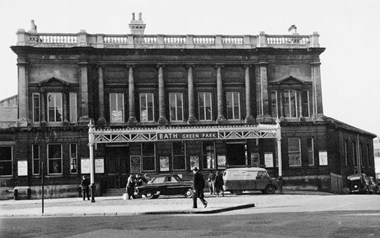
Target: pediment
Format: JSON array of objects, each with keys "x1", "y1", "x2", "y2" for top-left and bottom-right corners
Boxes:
[
  {"x1": 38, "y1": 77, "x2": 71, "y2": 87},
  {"x1": 269, "y1": 76, "x2": 311, "y2": 85}
]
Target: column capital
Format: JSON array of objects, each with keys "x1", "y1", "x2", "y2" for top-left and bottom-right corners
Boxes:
[
  {"x1": 17, "y1": 57, "x2": 28, "y2": 66},
  {"x1": 157, "y1": 64, "x2": 165, "y2": 68},
  {"x1": 126, "y1": 64, "x2": 135, "y2": 68},
  {"x1": 186, "y1": 64, "x2": 195, "y2": 69},
  {"x1": 215, "y1": 64, "x2": 224, "y2": 69},
  {"x1": 258, "y1": 62, "x2": 269, "y2": 66},
  {"x1": 244, "y1": 64, "x2": 253, "y2": 68},
  {"x1": 310, "y1": 62, "x2": 321, "y2": 66}
]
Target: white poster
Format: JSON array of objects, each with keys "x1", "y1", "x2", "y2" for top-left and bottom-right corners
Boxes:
[
  {"x1": 217, "y1": 155, "x2": 226, "y2": 168},
  {"x1": 160, "y1": 156, "x2": 169, "y2": 172},
  {"x1": 95, "y1": 158, "x2": 104, "y2": 174},
  {"x1": 17, "y1": 160, "x2": 28, "y2": 176},
  {"x1": 190, "y1": 155, "x2": 199, "y2": 170},
  {"x1": 81, "y1": 158, "x2": 90, "y2": 174},
  {"x1": 319, "y1": 151, "x2": 328, "y2": 166},
  {"x1": 264, "y1": 153, "x2": 274, "y2": 168}
]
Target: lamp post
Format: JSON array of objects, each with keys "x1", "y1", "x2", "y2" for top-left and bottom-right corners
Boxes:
[{"x1": 88, "y1": 119, "x2": 96, "y2": 203}]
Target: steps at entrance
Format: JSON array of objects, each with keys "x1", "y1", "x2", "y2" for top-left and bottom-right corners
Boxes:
[{"x1": 104, "y1": 188, "x2": 125, "y2": 197}]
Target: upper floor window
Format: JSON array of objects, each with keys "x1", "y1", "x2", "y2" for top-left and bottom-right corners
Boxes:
[
  {"x1": 48, "y1": 144, "x2": 62, "y2": 175},
  {"x1": 226, "y1": 92, "x2": 240, "y2": 120},
  {"x1": 283, "y1": 90, "x2": 298, "y2": 118},
  {"x1": 140, "y1": 93, "x2": 154, "y2": 122},
  {"x1": 32, "y1": 93, "x2": 40, "y2": 123},
  {"x1": 69, "y1": 92, "x2": 78, "y2": 123},
  {"x1": 32, "y1": 145, "x2": 40, "y2": 175},
  {"x1": 198, "y1": 92, "x2": 212, "y2": 121},
  {"x1": 110, "y1": 93, "x2": 124, "y2": 123},
  {"x1": 0, "y1": 146, "x2": 12, "y2": 176},
  {"x1": 301, "y1": 90, "x2": 310, "y2": 117},
  {"x1": 169, "y1": 93, "x2": 184, "y2": 122},
  {"x1": 270, "y1": 90, "x2": 278, "y2": 118},
  {"x1": 288, "y1": 138, "x2": 301, "y2": 167},
  {"x1": 47, "y1": 93, "x2": 63, "y2": 122}
]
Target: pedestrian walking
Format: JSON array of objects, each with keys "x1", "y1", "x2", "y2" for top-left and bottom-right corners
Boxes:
[
  {"x1": 215, "y1": 171, "x2": 224, "y2": 197},
  {"x1": 192, "y1": 167, "x2": 208, "y2": 208},
  {"x1": 126, "y1": 174, "x2": 136, "y2": 199},
  {"x1": 208, "y1": 171, "x2": 216, "y2": 195},
  {"x1": 80, "y1": 175, "x2": 90, "y2": 201}
]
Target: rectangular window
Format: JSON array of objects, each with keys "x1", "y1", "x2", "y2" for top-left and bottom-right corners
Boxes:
[
  {"x1": 344, "y1": 140, "x2": 348, "y2": 166},
  {"x1": 307, "y1": 138, "x2": 314, "y2": 166},
  {"x1": 301, "y1": 90, "x2": 310, "y2": 117},
  {"x1": 32, "y1": 93, "x2": 40, "y2": 123},
  {"x1": 202, "y1": 142, "x2": 215, "y2": 169},
  {"x1": 169, "y1": 93, "x2": 183, "y2": 122},
  {"x1": 32, "y1": 145, "x2": 40, "y2": 175},
  {"x1": 270, "y1": 90, "x2": 278, "y2": 118},
  {"x1": 0, "y1": 146, "x2": 13, "y2": 176},
  {"x1": 48, "y1": 144, "x2": 62, "y2": 175},
  {"x1": 283, "y1": 90, "x2": 298, "y2": 118},
  {"x1": 70, "y1": 144, "x2": 77, "y2": 174},
  {"x1": 226, "y1": 92, "x2": 240, "y2": 120},
  {"x1": 47, "y1": 93, "x2": 63, "y2": 122},
  {"x1": 288, "y1": 138, "x2": 301, "y2": 167},
  {"x1": 173, "y1": 141, "x2": 186, "y2": 170},
  {"x1": 110, "y1": 93, "x2": 124, "y2": 123},
  {"x1": 142, "y1": 143, "x2": 155, "y2": 171},
  {"x1": 69, "y1": 92, "x2": 77, "y2": 123},
  {"x1": 198, "y1": 92, "x2": 212, "y2": 121},
  {"x1": 140, "y1": 93, "x2": 154, "y2": 122}
]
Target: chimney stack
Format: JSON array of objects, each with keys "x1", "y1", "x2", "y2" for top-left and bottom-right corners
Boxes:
[{"x1": 129, "y1": 12, "x2": 146, "y2": 35}]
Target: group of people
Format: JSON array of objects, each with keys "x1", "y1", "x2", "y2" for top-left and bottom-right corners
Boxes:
[
  {"x1": 126, "y1": 173, "x2": 149, "y2": 199},
  {"x1": 207, "y1": 170, "x2": 224, "y2": 197}
]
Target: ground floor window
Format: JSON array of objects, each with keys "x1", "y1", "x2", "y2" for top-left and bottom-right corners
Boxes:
[
  {"x1": 48, "y1": 144, "x2": 62, "y2": 174},
  {"x1": 288, "y1": 138, "x2": 301, "y2": 167},
  {"x1": 142, "y1": 143, "x2": 155, "y2": 171},
  {"x1": 32, "y1": 145, "x2": 40, "y2": 175},
  {"x1": 307, "y1": 138, "x2": 314, "y2": 166},
  {"x1": 202, "y1": 142, "x2": 215, "y2": 169},
  {"x1": 0, "y1": 146, "x2": 12, "y2": 176},
  {"x1": 172, "y1": 141, "x2": 186, "y2": 170},
  {"x1": 70, "y1": 144, "x2": 77, "y2": 174}
]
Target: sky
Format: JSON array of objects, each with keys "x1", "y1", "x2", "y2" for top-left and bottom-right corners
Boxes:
[{"x1": 0, "y1": 0, "x2": 379, "y2": 138}]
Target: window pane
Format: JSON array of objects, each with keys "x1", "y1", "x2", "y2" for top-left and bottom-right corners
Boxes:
[
  {"x1": 0, "y1": 147, "x2": 12, "y2": 176},
  {"x1": 290, "y1": 91, "x2": 297, "y2": 117},
  {"x1": 48, "y1": 144, "x2": 61, "y2": 158},
  {"x1": 32, "y1": 145, "x2": 40, "y2": 175},
  {"x1": 202, "y1": 142, "x2": 215, "y2": 169},
  {"x1": 302, "y1": 90, "x2": 310, "y2": 117},
  {"x1": 283, "y1": 91, "x2": 290, "y2": 117},
  {"x1": 270, "y1": 91, "x2": 278, "y2": 118},
  {"x1": 33, "y1": 94, "x2": 40, "y2": 122},
  {"x1": 70, "y1": 144, "x2": 77, "y2": 174},
  {"x1": 307, "y1": 138, "x2": 314, "y2": 166},
  {"x1": 142, "y1": 156, "x2": 155, "y2": 171},
  {"x1": 288, "y1": 138, "x2": 301, "y2": 166},
  {"x1": 47, "y1": 93, "x2": 62, "y2": 122},
  {"x1": 110, "y1": 93, "x2": 124, "y2": 123},
  {"x1": 169, "y1": 93, "x2": 183, "y2": 121},
  {"x1": 173, "y1": 141, "x2": 186, "y2": 170}
]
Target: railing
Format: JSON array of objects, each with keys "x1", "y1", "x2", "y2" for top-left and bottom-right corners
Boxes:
[{"x1": 16, "y1": 30, "x2": 320, "y2": 48}]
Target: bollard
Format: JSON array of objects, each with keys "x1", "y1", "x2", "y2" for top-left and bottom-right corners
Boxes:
[
  {"x1": 27, "y1": 188, "x2": 31, "y2": 199},
  {"x1": 192, "y1": 190, "x2": 197, "y2": 208},
  {"x1": 13, "y1": 189, "x2": 18, "y2": 200}
]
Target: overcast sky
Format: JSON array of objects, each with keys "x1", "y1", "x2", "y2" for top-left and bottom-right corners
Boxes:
[{"x1": 0, "y1": 0, "x2": 379, "y2": 137}]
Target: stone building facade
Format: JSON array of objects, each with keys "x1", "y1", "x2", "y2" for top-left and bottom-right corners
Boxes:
[{"x1": 0, "y1": 15, "x2": 376, "y2": 198}]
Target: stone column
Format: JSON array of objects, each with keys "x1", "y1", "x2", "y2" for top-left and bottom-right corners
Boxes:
[
  {"x1": 244, "y1": 65, "x2": 255, "y2": 124},
  {"x1": 97, "y1": 65, "x2": 106, "y2": 126},
  {"x1": 79, "y1": 61, "x2": 89, "y2": 124},
  {"x1": 187, "y1": 65, "x2": 197, "y2": 124},
  {"x1": 127, "y1": 65, "x2": 137, "y2": 125},
  {"x1": 311, "y1": 62, "x2": 323, "y2": 118},
  {"x1": 276, "y1": 119, "x2": 283, "y2": 193},
  {"x1": 256, "y1": 62, "x2": 271, "y2": 123},
  {"x1": 17, "y1": 57, "x2": 29, "y2": 127},
  {"x1": 216, "y1": 65, "x2": 226, "y2": 123},
  {"x1": 157, "y1": 65, "x2": 168, "y2": 125}
]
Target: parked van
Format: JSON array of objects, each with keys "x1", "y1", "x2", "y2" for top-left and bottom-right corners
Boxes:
[{"x1": 223, "y1": 167, "x2": 278, "y2": 194}]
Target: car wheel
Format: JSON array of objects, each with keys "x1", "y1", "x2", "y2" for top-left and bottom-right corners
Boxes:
[
  {"x1": 264, "y1": 185, "x2": 276, "y2": 194},
  {"x1": 185, "y1": 188, "x2": 193, "y2": 198},
  {"x1": 145, "y1": 191, "x2": 155, "y2": 199},
  {"x1": 152, "y1": 195, "x2": 160, "y2": 199}
]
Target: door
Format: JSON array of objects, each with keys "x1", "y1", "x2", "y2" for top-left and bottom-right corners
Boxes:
[
  {"x1": 105, "y1": 146, "x2": 129, "y2": 189},
  {"x1": 226, "y1": 143, "x2": 246, "y2": 166}
]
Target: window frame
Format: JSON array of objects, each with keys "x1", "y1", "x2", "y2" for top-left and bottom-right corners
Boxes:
[
  {"x1": 226, "y1": 91, "x2": 241, "y2": 120},
  {"x1": 32, "y1": 144, "x2": 40, "y2": 175},
  {"x1": 198, "y1": 92, "x2": 213, "y2": 121},
  {"x1": 169, "y1": 93, "x2": 184, "y2": 122},
  {"x1": 70, "y1": 144, "x2": 78, "y2": 174},
  {"x1": 283, "y1": 90, "x2": 298, "y2": 118},
  {"x1": 202, "y1": 141, "x2": 216, "y2": 169},
  {"x1": 69, "y1": 92, "x2": 78, "y2": 123},
  {"x1": 172, "y1": 141, "x2": 186, "y2": 171},
  {"x1": 0, "y1": 146, "x2": 13, "y2": 176},
  {"x1": 47, "y1": 92, "x2": 63, "y2": 123},
  {"x1": 139, "y1": 93, "x2": 155, "y2": 122},
  {"x1": 109, "y1": 93, "x2": 125, "y2": 123},
  {"x1": 141, "y1": 143, "x2": 156, "y2": 172},
  {"x1": 32, "y1": 93, "x2": 40, "y2": 123},
  {"x1": 307, "y1": 138, "x2": 314, "y2": 166},
  {"x1": 270, "y1": 90, "x2": 278, "y2": 118},
  {"x1": 288, "y1": 138, "x2": 302, "y2": 167},
  {"x1": 47, "y1": 144, "x2": 63, "y2": 175}
]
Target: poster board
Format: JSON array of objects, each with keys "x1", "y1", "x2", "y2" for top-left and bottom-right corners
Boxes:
[
  {"x1": 160, "y1": 156, "x2": 170, "y2": 172},
  {"x1": 190, "y1": 155, "x2": 199, "y2": 170},
  {"x1": 251, "y1": 153, "x2": 260, "y2": 167},
  {"x1": 17, "y1": 160, "x2": 28, "y2": 176},
  {"x1": 130, "y1": 155, "x2": 141, "y2": 173},
  {"x1": 319, "y1": 151, "x2": 328, "y2": 166},
  {"x1": 217, "y1": 155, "x2": 226, "y2": 169},
  {"x1": 81, "y1": 158, "x2": 90, "y2": 174},
  {"x1": 95, "y1": 158, "x2": 104, "y2": 174},
  {"x1": 264, "y1": 153, "x2": 274, "y2": 168}
]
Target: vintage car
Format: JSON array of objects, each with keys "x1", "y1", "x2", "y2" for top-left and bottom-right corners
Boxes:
[
  {"x1": 345, "y1": 173, "x2": 371, "y2": 194},
  {"x1": 135, "y1": 174, "x2": 193, "y2": 199},
  {"x1": 368, "y1": 176, "x2": 379, "y2": 194}
]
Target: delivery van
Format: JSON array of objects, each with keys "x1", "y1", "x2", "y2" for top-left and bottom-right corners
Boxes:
[{"x1": 223, "y1": 167, "x2": 278, "y2": 194}]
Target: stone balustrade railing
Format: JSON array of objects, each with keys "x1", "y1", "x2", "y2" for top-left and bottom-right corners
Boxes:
[{"x1": 16, "y1": 29, "x2": 320, "y2": 49}]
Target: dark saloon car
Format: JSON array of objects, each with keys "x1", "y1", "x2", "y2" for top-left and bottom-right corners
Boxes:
[
  {"x1": 135, "y1": 174, "x2": 193, "y2": 199},
  {"x1": 345, "y1": 173, "x2": 371, "y2": 194}
]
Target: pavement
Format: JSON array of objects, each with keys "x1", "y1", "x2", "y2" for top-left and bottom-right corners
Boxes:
[{"x1": 0, "y1": 190, "x2": 336, "y2": 217}]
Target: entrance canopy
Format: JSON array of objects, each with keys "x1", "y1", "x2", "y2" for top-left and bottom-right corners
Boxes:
[{"x1": 92, "y1": 124, "x2": 281, "y2": 144}]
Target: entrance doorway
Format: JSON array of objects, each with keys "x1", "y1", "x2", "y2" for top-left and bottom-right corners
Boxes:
[
  {"x1": 105, "y1": 146, "x2": 129, "y2": 189},
  {"x1": 226, "y1": 143, "x2": 246, "y2": 166}
]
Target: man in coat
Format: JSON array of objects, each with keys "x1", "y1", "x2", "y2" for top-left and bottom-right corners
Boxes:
[
  {"x1": 80, "y1": 175, "x2": 90, "y2": 201},
  {"x1": 192, "y1": 167, "x2": 208, "y2": 208}
]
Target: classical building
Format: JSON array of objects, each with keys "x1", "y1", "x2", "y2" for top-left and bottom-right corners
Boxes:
[{"x1": 0, "y1": 14, "x2": 376, "y2": 198}]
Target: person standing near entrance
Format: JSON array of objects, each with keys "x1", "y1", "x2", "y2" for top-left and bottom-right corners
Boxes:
[
  {"x1": 126, "y1": 174, "x2": 136, "y2": 199},
  {"x1": 192, "y1": 167, "x2": 208, "y2": 208},
  {"x1": 80, "y1": 175, "x2": 90, "y2": 201},
  {"x1": 208, "y1": 171, "x2": 216, "y2": 195}
]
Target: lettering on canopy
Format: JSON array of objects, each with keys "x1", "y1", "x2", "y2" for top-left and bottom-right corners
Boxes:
[{"x1": 157, "y1": 132, "x2": 218, "y2": 141}]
